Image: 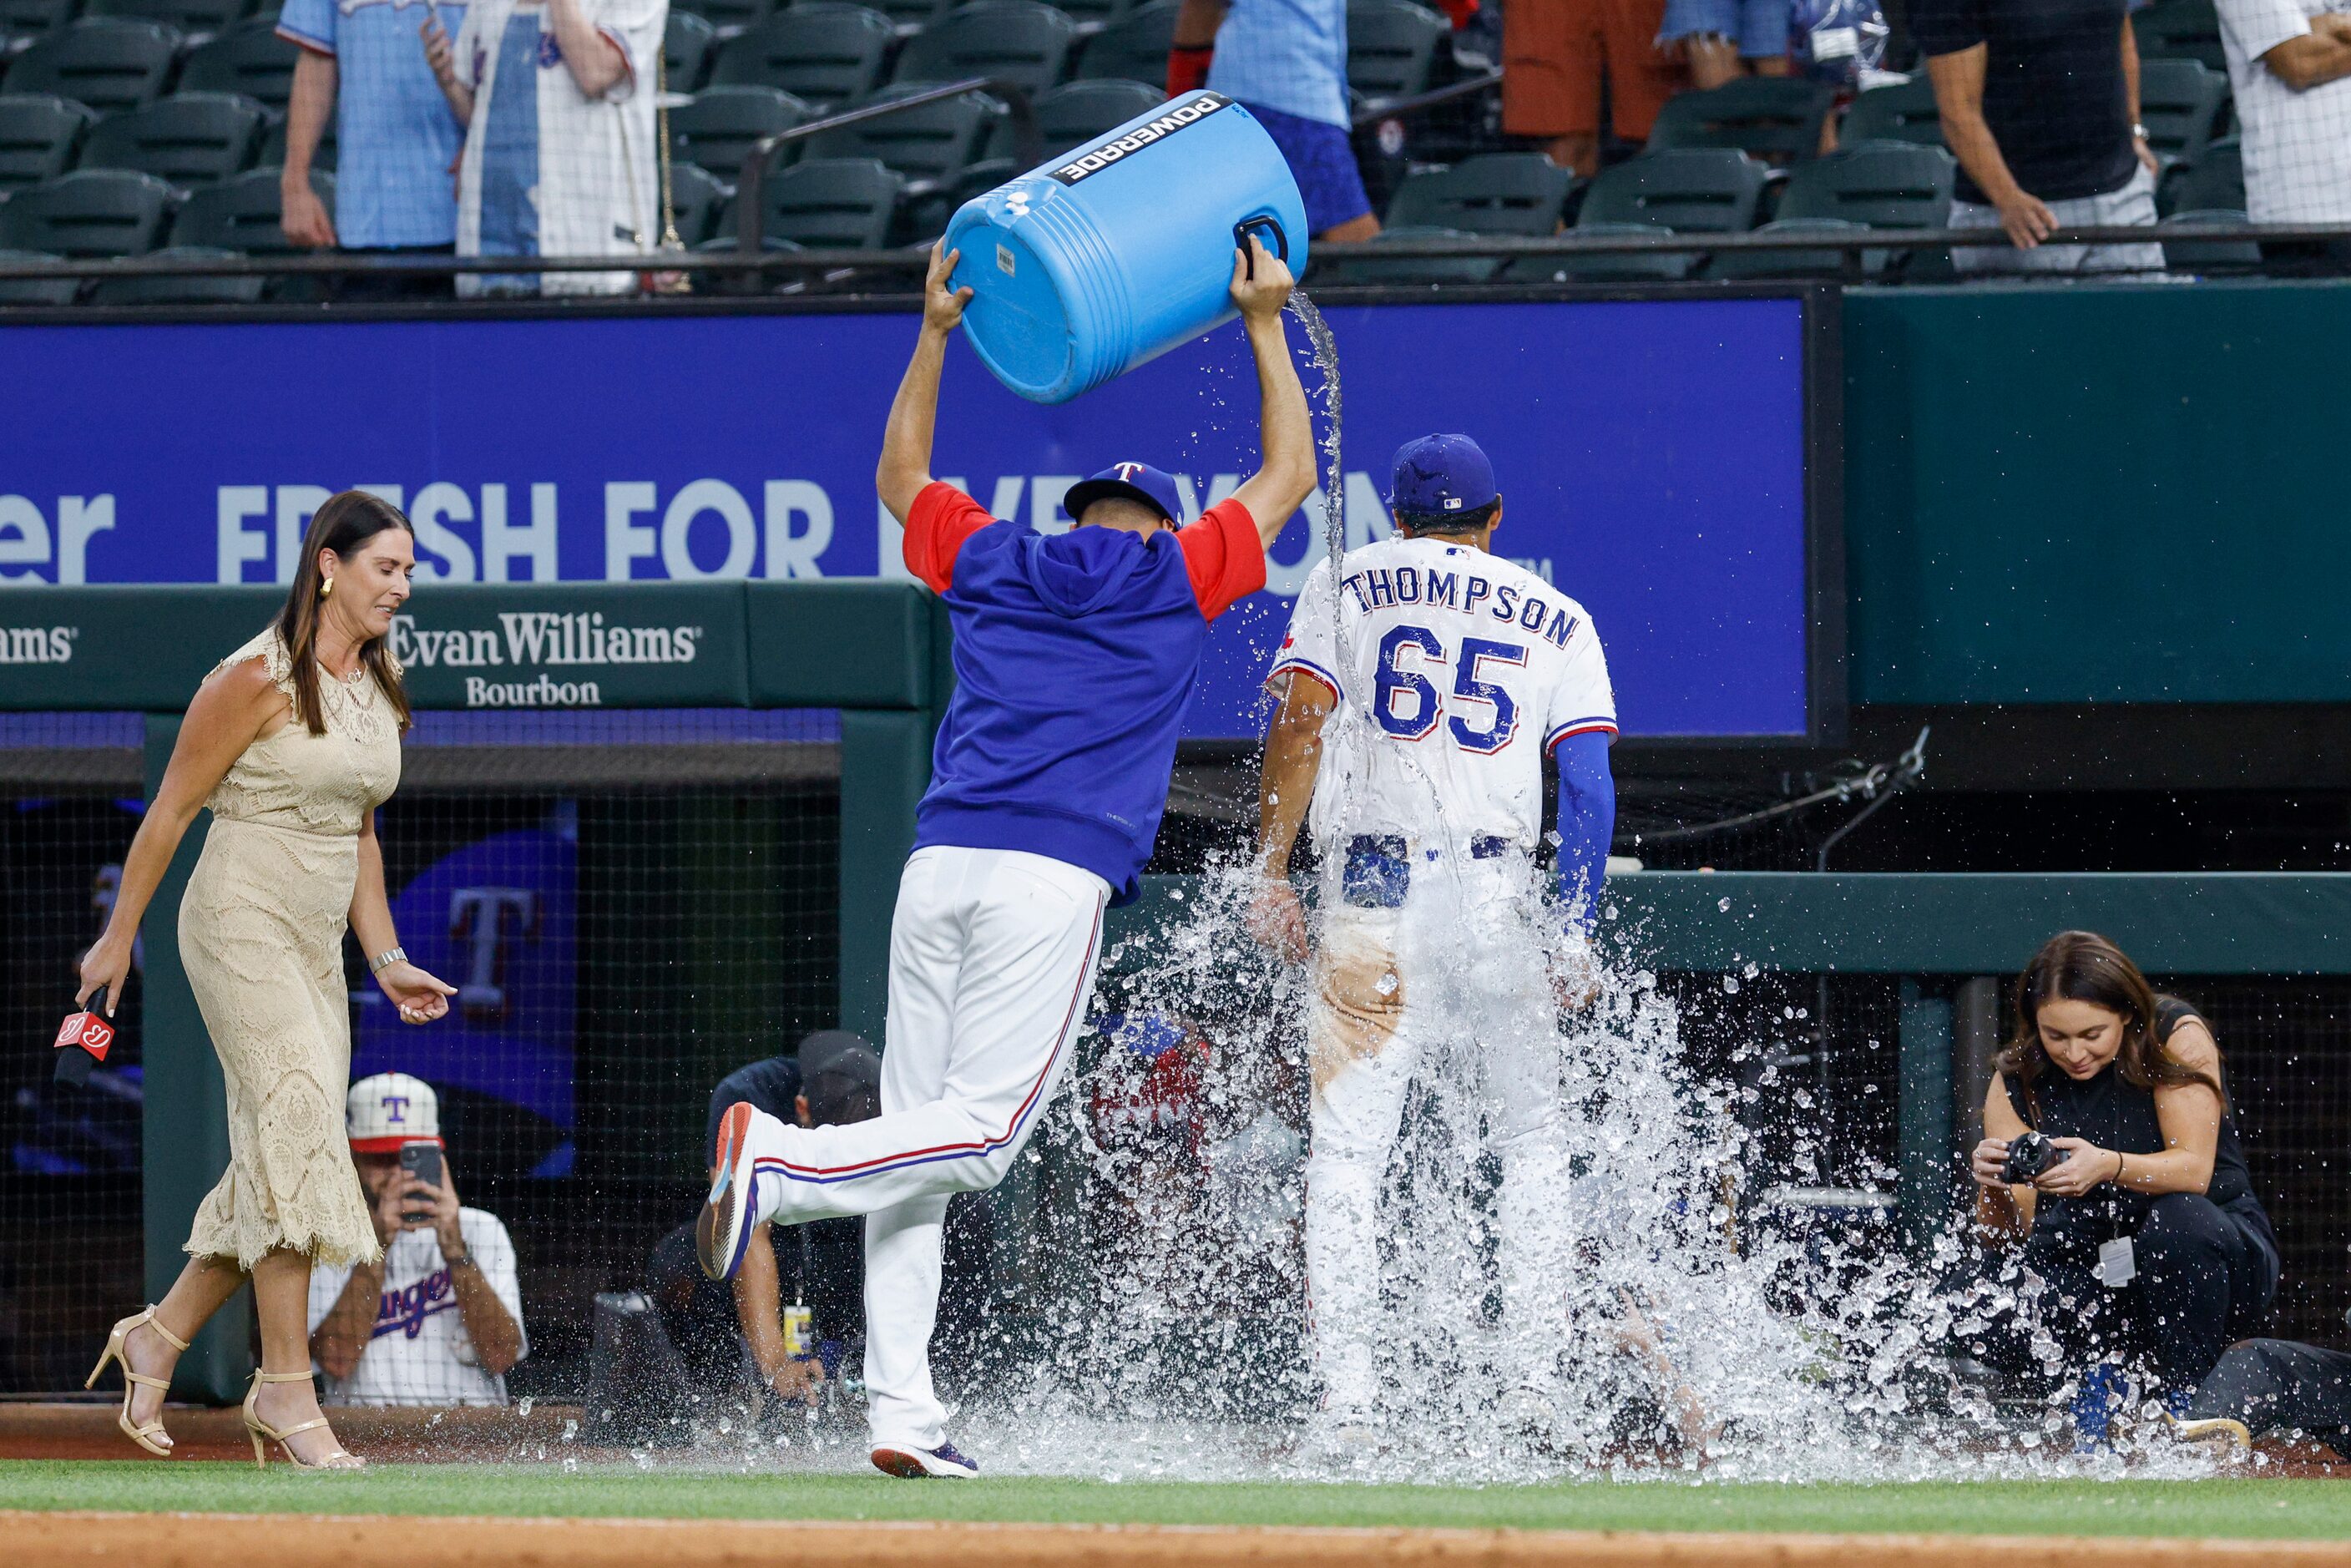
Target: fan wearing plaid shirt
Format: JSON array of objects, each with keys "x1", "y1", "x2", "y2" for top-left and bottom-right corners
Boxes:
[
  {"x1": 276, "y1": 0, "x2": 472, "y2": 298},
  {"x1": 2216, "y1": 0, "x2": 2351, "y2": 258}
]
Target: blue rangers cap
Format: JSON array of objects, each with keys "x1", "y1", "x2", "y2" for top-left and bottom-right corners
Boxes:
[
  {"x1": 1389, "y1": 433, "x2": 1498, "y2": 520},
  {"x1": 1064, "y1": 463, "x2": 1183, "y2": 525}
]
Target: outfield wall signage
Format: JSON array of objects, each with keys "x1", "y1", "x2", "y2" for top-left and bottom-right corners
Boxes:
[{"x1": 0, "y1": 298, "x2": 1827, "y2": 739}]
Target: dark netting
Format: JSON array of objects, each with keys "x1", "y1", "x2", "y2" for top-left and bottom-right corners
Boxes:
[
  {"x1": 2142, "y1": 978, "x2": 2351, "y2": 1349},
  {"x1": 358, "y1": 707, "x2": 844, "y2": 1404},
  {"x1": 1655, "y1": 970, "x2": 1904, "y2": 1197},
  {"x1": 0, "y1": 713, "x2": 146, "y2": 1394}
]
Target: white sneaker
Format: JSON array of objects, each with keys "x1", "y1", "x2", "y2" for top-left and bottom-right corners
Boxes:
[
  {"x1": 1494, "y1": 1384, "x2": 1556, "y2": 1447},
  {"x1": 2166, "y1": 1414, "x2": 2253, "y2": 1460},
  {"x1": 872, "y1": 1440, "x2": 979, "y2": 1478},
  {"x1": 1299, "y1": 1410, "x2": 1384, "y2": 1467}
]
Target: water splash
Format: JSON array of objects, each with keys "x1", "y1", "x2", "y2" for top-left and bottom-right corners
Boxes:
[
  {"x1": 1284, "y1": 290, "x2": 1346, "y2": 579},
  {"x1": 971, "y1": 864, "x2": 2235, "y2": 1485}
]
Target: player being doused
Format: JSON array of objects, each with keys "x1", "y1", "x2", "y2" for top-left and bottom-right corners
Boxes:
[{"x1": 1249, "y1": 433, "x2": 1618, "y2": 1449}]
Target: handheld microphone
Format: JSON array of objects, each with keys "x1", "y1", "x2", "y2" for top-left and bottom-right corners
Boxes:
[{"x1": 54, "y1": 989, "x2": 115, "y2": 1088}]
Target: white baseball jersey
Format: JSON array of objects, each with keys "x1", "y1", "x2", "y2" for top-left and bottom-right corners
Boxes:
[
  {"x1": 1269, "y1": 537, "x2": 1615, "y2": 850},
  {"x1": 306, "y1": 1208, "x2": 528, "y2": 1406}
]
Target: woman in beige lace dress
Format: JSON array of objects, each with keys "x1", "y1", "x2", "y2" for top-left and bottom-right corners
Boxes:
[{"x1": 76, "y1": 491, "x2": 456, "y2": 1469}]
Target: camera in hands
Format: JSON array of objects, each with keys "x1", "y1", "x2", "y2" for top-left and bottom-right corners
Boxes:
[{"x1": 2001, "y1": 1129, "x2": 2060, "y2": 1185}]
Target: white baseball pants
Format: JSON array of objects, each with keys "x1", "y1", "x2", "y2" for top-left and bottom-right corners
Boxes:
[
  {"x1": 731, "y1": 844, "x2": 1109, "y2": 1449},
  {"x1": 1304, "y1": 866, "x2": 1571, "y2": 1421}
]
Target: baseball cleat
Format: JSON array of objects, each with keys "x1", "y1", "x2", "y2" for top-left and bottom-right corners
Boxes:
[
  {"x1": 871, "y1": 1440, "x2": 979, "y2": 1478},
  {"x1": 696, "y1": 1100, "x2": 761, "y2": 1282},
  {"x1": 2166, "y1": 1414, "x2": 2253, "y2": 1460}
]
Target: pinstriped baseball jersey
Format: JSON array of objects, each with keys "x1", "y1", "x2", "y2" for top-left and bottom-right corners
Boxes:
[
  {"x1": 1268, "y1": 536, "x2": 1615, "y2": 851},
  {"x1": 306, "y1": 1208, "x2": 528, "y2": 1405}
]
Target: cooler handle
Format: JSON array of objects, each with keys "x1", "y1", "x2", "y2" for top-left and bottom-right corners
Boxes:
[{"x1": 1234, "y1": 215, "x2": 1289, "y2": 277}]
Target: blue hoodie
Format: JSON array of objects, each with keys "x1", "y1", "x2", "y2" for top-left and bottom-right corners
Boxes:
[{"x1": 902, "y1": 482, "x2": 1264, "y2": 903}]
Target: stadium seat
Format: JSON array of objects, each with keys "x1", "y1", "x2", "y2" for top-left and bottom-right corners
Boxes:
[
  {"x1": 1702, "y1": 216, "x2": 1876, "y2": 280},
  {"x1": 178, "y1": 20, "x2": 299, "y2": 112},
  {"x1": 84, "y1": 0, "x2": 254, "y2": 41},
  {"x1": 723, "y1": 154, "x2": 903, "y2": 248},
  {"x1": 672, "y1": 0, "x2": 773, "y2": 33},
  {"x1": 1073, "y1": 0, "x2": 1172, "y2": 83},
  {"x1": 0, "y1": 0, "x2": 78, "y2": 48},
  {"x1": 2139, "y1": 57, "x2": 2227, "y2": 167},
  {"x1": 168, "y1": 161, "x2": 331, "y2": 250},
  {"x1": 2136, "y1": 0, "x2": 2225, "y2": 71},
  {"x1": 1838, "y1": 77, "x2": 1940, "y2": 149},
  {"x1": 671, "y1": 84, "x2": 806, "y2": 182},
  {"x1": 2160, "y1": 134, "x2": 2242, "y2": 215},
  {"x1": 1384, "y1": 151, "x2": 1572, "y2": 236},
  {"x1": 1500, "y1": 222, "x2": 1696, "y2": 282},
  {"x1": 2159, "y1": 208, "x2": 2261, "y2": 270},
  {"x1": 869, "y1": 0, "x2": 951, "y2": 32},
  {"x1": 3, "y1": 18, "x2": 179, "y2": 115},
  {"x1": 88, "y1": 241, "x2": 264, "y2": 300},
  {"x1": 1346, "y1": 0, "x2": 1447, "y2": 107},
  {"x1": 664, "y1": 11, "x2": 717, "y2": 93},
  {"x1": 259, "y1": 95, "x2": 332, "y2": 168},
  {"x1": 0, "y1": 166, "x2": 173, "y2": 255},
  {"x1": 1312, "y1": 224, "x2": 1499, "y2": 284},
  {"x1": 1577, "y1": 147, "x2": 1767, "y2": 232},
  {"x1": 1033, "y1": 78, "x2": 1159, "y2": 157},
  {"x1": 709, "y1": 6, "x2": 897, "y2": 111},
  {"x1": 1776, "y1": 141, "x2": 1953, "y2": 230},
  {"x1": 0, "y1": 92, "x2": 95, "y2": 191},
  {"x1": 892, "y1": 0, "x2": 1080, "y2": 96},
  {"x1": 662, "y1": 158, "x2": 728, "y2": 245},
  {"x1": 805, "y1": 83, "x2": 1000, "y2": 187},
  {"x1": 0, "y1": 245, "x2": 80, "y2": 303},
  {"x1": 1046, "y1": 0, "x2": 1135, "y2": 30},
  {"x1": 1647, "y1": 77, "x2": 1836, "y2": 163},
  {"x1": 79, "y1": 91, "x2": 266, "y2": 188}
]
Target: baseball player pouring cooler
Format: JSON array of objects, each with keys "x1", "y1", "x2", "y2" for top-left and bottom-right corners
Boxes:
[
  {"x1": 699, "y1": 235, "x2": 1317, "y2": 1479},
  {"x1": 1250, "y1": 433, "x2": 1619, "y2": 1444}
]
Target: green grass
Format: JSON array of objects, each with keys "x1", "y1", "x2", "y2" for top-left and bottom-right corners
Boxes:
[{"x1": 0, "y1": 1462, "x2": 2343, "y2": 1538}]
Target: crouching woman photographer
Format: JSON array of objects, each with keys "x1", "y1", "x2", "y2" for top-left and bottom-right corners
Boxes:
[{"x1": 1968, "y1": 931, "x2": 2279, "y2": 1396}]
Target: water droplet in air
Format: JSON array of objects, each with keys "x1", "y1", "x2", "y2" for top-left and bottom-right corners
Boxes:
[{"x1": 1718, "y1": 897, "x2": 1732, "y2": 912}]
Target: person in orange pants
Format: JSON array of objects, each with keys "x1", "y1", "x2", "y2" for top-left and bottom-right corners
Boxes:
[{"x1": 1503, "y1": 0, "x2": 1690, "y2": 175}]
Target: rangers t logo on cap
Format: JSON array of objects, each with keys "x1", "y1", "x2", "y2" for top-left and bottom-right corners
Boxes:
[{"x1": 348, "y1": 1071, "x2": 442, "y2": 1153}]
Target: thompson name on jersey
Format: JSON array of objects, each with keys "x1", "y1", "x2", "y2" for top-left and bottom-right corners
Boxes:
[{"x1": 1269, "y1": 536, "x2": 1616, "y2": 852}]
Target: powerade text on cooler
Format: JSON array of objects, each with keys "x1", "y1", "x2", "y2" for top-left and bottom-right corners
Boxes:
[{"x1": 943, "y1": 92, "x2": 1309, "y2": 404}]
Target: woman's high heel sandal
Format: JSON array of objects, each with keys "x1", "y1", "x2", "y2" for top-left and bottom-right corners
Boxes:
[
  {"x1": 86, "y1": 1307, "x2": 190, "y2": 1457},
  {"x1": 242, "y1": 1369, "x2": 361, "y2": 1470}
]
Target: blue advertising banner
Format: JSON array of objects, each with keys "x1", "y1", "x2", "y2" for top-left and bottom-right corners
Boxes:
[{"x1": 0, "y1": 296, "x2": 1819, "y2": 738}]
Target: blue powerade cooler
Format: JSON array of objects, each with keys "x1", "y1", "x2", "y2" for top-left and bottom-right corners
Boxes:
[{"x1": 943, "y1": 91, "x2": 1309, "y2": 405}]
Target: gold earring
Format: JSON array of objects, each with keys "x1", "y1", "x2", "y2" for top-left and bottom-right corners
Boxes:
[{"x1": 321, "y1": 577, "x2": 334, "y2": 599}]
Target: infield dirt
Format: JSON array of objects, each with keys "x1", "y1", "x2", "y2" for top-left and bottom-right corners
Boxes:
[{"x1": 20, "y1": 1510, "x2": 2351, "y2": 1568}]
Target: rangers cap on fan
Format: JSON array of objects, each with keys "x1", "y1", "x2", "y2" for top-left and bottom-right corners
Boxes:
[
  {"x1": 348, "y1": 1071, "x2": 442, "y2": 1152},
  {"x1": 1062, "y1": 463, "x2": 1183, "y2": 524},
  {"x1": 1389, "y1": 433, "x2": 1498, "y2": 518}
]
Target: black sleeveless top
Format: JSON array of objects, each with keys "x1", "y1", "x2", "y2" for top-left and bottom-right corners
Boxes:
[{"x1": 2001, "y1": 997, "x2": 2262, "y2": 1256}]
